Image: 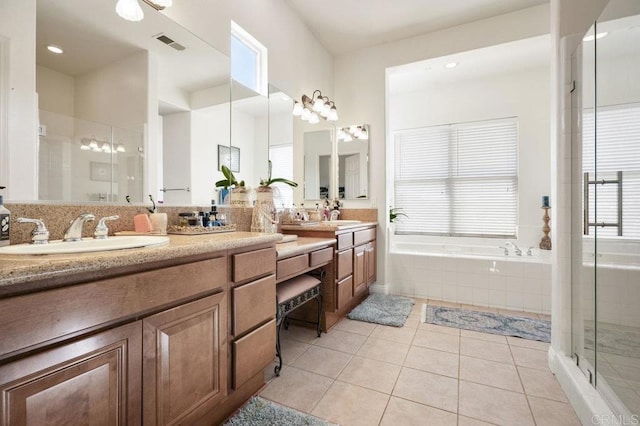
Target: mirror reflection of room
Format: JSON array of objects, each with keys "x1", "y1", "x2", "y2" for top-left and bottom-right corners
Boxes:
[{"x1": 337, "y1": 124, "x2": 369, "y2": 199}]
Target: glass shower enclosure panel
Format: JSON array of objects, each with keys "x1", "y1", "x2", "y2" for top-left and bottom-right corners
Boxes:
[{"x1": 572, "y1": 0, "x2": 640, "y2": 418}]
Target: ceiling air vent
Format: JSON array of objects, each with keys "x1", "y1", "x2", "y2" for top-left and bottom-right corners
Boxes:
[{"x1": 155, "y1": 34, "x2": 185, "y2": 51}]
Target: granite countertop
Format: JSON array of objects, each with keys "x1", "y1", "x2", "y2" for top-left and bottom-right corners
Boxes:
[
  {"x1": 0, "y1": 232, "x2": 281, "y2": 296},
  {"x1": 281, "y1": 221, "x2": 378, "y2": 232},
  {"x1": 276, "y1": 236, "x2": 336, "y2": 259}
]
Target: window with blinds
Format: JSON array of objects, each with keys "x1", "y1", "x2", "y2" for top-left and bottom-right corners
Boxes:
[
  {"x1": 583, "y1": 103, "x2": 640, "y2": 238},
  {"x1": 269, "y1": 144, "x2": 294, "y2": 208},
  {"x1": 394, "y1": 118, "x2": 518, "y2": 238}
]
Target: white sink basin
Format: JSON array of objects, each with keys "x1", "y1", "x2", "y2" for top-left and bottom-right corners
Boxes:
[{"x1": 0, "y1": 235, "x2": 170, "y2": 255}]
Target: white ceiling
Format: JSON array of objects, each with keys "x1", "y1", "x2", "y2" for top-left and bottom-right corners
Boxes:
[
  {"x1": 36, "y1": 0, "x2": 229, "y2": 95},
  {"x1": 284, "y1": 0, "x2": 549, "y2": 55},
  {"x1": 388, "y1": 34, "x2": 551, "y2": 95}
]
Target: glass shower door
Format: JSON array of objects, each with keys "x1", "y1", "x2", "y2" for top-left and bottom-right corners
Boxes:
[{"x1": 573, "y1": 0, "x2": 640, "y2": 417}]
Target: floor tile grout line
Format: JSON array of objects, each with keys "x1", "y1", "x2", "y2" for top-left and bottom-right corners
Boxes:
[{"x1": 509, "y1": 339, "x2": 538, "y2": 425}]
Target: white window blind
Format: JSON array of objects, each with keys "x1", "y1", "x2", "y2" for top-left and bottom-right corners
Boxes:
[
  {"x1": 394, "y1": 118, "x2": 518, "y2": 237},
  {"x1": 583, "y1": 103, "x2": 640, "y2": 238},
  {"x1": 269, "y1": 144, "x2": 294, "y2": 208}
]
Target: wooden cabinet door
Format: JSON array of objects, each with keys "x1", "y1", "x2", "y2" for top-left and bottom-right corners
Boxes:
[
  {"x1": 353, "y1": 245, "x2": 366, "y2": 296},
  {"x1": 366, "y1": 241, "x2": 377, "y2": 286},
  {"x1": 143, "y1": 292, "x2": 227, "y2": 426},
  {"x1": 0, "y1": 321, "x2": 142, "y2": 426}
]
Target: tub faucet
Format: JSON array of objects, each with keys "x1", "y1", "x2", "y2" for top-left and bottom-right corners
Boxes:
[
  {"x1": 499, "y1": 246, "x2": 509, "y2": 256},
  {"x1": 64, "y1": 213, "x2": 95, "y2": 242},
  {"x1": 505, "y1": 242, "x2": 522, "y2": 256}
]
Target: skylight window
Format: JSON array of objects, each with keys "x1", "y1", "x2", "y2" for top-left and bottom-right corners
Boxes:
[{"x1": 231, "y1": 21, "x2": 267, "y2": 96}]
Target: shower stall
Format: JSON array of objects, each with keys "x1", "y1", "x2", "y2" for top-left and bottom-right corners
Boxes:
[{"x1": 571, "y1": 0, "x2": 640, "y2": 417}]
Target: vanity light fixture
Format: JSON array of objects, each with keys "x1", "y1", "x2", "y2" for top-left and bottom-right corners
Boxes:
[
  {"x1": 46, "y1": 45, "x2": 63, "y2": 54},
  {"x1": 338, "y1": 125, "x2": 368, "y2": 141},
  {"x1": 292, "y1": 90, "x2": 338, "y2": 123},
  {"x1": 116, "y1": 0, "x2": 172, "y2": 22}
]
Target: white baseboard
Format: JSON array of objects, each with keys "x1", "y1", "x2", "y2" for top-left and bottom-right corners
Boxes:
[
  {"x1": 369, "y1": 283, "x2": 388, "y2": 294},
  {"x1": 548, "y1": 346, "x2": 617, "y2": 425}
]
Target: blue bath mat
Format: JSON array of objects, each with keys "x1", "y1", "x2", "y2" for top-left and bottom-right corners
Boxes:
[
  {"x1": 423, "y1": 304, "x2": 551, "y2": 342},
  {"x1": 348, "y1": 293, "x2": 415, "y2": 327},
  {"x1": 225, "y1": 396, "x2": 336, "y2": 425}
]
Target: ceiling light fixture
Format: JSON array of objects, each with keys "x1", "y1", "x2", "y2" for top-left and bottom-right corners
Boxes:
[
  {"x1": 292, "y1": 90, "x2": 338, "y2": 123},
  {"x1": 583, "y1": 32, "x2": 608, "y2": 42},
  {"x1": 46, "y1": 45, "x2": 63, "y2": 54},
  {"x1": 444, "y1": 62, "x2": 458, "y2": 69},
  {"x1": 116, "y1": 0, "x2": 172, "y2": 22}
]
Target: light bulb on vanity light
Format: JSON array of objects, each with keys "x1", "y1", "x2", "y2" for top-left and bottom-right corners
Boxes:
[
  {"x1": 116, "y1": 144, "x2": 126, "y2": 153},
  {"x1": 328, "y1": 106, "x2": 338, "y2": 121},
  {"x1": 292, "y1": 101, "x2": 303, "y2": 116},
  {"x1": 116, "y1": 0, "x2": 144, "y2": 21},
  {"x1": 150, "y1": 0, "x2": 172, "y2": 6},
  {"x1": 101, "y1": 142, "x2": 112, "y2": 153},
  {"x1": 301, "y1": 108, "x2": 312, "y2": 121},
  {"x1": 309, "y1": 113, "x2": 320, "y2": 124}
]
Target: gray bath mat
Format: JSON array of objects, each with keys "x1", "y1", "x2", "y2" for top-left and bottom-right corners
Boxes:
[
  {"x1": 224, "y1": 396, "x2": 336, "y2": 426},
  {"x1": 423, "y1": 304, "x2": 551, "y2": 342},
  {"x1": 348, "y1": 293, "x2": 415, "y2": 327}
]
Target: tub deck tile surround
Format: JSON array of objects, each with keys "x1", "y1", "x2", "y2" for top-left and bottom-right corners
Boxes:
[
  {"x1": 388, "y1": 243, "x2": 552, "y2": 315},
  {"x1": 259, "y1": 298, "x2": 578, "y2": 426}
]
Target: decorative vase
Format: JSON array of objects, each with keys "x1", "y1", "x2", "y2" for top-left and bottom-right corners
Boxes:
[
  {"x1": 251, "y1": 186, "x2": 277, "y2": 233},
  {"x1": 229, "y1": 187, "x2": 250, "y2": 208}
]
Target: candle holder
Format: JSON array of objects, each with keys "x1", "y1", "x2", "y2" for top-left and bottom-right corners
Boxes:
[{"x1": 540, "y1": 206, "x2": 552, "y2": 250}]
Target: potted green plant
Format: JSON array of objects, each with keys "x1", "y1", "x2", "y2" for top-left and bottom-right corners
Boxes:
[
  {"x1": 259, "y1": 160, "x2": 298, "y2": 189},
  {"x1": 251, "y1": 161, "x2": 298, "y2": 232},
  {"x1": 215, "y1": 165, "x2": 248, "y2": 207},
  {"x1": 389, "y1": 207, "x2": 408, "y2": 223}
]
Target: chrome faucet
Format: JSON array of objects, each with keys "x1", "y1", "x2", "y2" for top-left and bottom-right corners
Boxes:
[
  {"x1": 17, "y1": 218, "x2": 50, "y2": 244},
  {"x1": 94, "y1": 215, "x2": 119, "y2": 239},
  {"x1": 64, "y1": 213, "x2": 95, "y2": 242},
  {"x1": 505, "y1": 242, "x2": 522, "y2": 256}
]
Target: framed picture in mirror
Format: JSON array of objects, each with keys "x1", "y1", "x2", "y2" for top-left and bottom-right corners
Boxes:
[{"x1": 218, "y1": 145, "x2": 241, "y2": 172}]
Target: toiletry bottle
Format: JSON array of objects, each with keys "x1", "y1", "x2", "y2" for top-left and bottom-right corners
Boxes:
[{"x1": 0, "y1": 187, "x2": 10, "y2": 247}]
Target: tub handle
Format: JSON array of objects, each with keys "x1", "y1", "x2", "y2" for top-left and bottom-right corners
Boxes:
[{"x1": 499, "y1": 246, "x2": 509, "y2": 256}]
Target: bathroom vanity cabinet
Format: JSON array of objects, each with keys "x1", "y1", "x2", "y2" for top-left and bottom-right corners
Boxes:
[
  {"x1": 282, "y1": 223, "x2": 377, "y2": 331},
  {"x1": 0, "y1": 236, "x2": 278, "y2": 426}
]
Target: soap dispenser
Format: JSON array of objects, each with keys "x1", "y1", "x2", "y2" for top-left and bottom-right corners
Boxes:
[{"x1": 0, "y1": 186, "x2": 10, "y2": 247}]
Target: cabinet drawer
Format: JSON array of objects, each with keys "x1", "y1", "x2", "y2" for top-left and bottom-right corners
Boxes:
[
  {"x1": 310, "y1": 247, "x2": 334, "y2": 267},
  {"x1": 354, "y1": 228, "x2": 376, "y2": 246},
  {"x1": 233, "y1": 319, "x2": 276, "y2": 389},
  {"x1": 233, "y1": 275, "x2": 276, "y2": 336},
  {"x1": 0, "y1": 256, "x2": 227, "y2": 358},
  {"x1": 277, "y1": 254, "x2": 309, "y2": 281},
  {"x1": 337, "y1": 248, "x2": 353, "y2": 280},
  {"x1": 336, "y1": 275, "x2": 353, "y2": 310},
  {"x1": 337, "y1": 232, "x2": 353, "y2": 250},
  {"x1": 233, "y1": 247, "x2": 276, "y2": 283}
]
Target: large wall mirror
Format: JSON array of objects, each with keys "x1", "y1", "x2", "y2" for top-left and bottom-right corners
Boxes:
[
  {"x1": 303, "y1": 126, "x2": 334, "y2": 201},
  {"x1": 230, "y1": 80, "x2": 268, "y2": 198},
  {"x1": 268, "y1": 85, "x2": 294, "y2": 207},
  {"x1": 337, "y1": 124, "x2": 369, "y2": 199},
  {"x1": 35, "y1": 0, "x2": 230, "y2": 204}
]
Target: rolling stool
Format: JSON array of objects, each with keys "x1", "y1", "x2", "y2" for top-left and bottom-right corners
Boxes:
[{"x1": 274, "y1": 272, "x2": 324, "y2": 376}]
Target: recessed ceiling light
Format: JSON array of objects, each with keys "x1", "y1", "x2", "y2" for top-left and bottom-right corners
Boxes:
[
  {"x1": 583, "y1": 32, "x2": 608, "y2": 42},
  {"x1": 444, "y1": 62, "x2": 458, "y2": 69},
  {"x1": 46, "y1": 45, "x2": 63, "y2": 54}
]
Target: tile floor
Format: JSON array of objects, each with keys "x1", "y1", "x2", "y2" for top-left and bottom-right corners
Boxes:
[{"x1": 259, "y1": 298, "x2": 579, "y2": 426}]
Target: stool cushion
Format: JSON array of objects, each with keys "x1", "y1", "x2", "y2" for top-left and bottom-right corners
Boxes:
[{"x1": 277, "y1": 274, "x2": 321, "y2": 303}]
